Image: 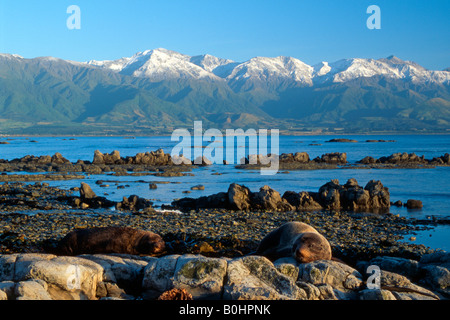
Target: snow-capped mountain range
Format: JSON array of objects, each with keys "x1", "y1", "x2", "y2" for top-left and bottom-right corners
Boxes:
[
  {"x1": 1, "y1": 49, "x2": 449, "y2": 134},
  {"x1": 86, "y1": 48, "x2": 450, "y2": 86}
]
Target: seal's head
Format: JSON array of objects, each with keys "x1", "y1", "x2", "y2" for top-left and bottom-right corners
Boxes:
[
  {"x1": 137, "y1": 233, "x2": 166, "y2": 255},
  {"x1": 292, "y1": 232, "x2": 332, "y2": 263}
]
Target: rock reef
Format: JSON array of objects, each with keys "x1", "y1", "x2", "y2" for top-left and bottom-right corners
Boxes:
[{"x1": 172, "y1": 179, "x2": 390, "y2": 213}]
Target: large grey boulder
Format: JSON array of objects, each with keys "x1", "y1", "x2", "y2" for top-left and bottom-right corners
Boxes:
[
  {"x1": 172, "y1": 254, "x2": 227, "y2": 300},
  {"x1": 298, "y1": 259, "x2": 363, "y2": 299},
  {"x1": 224, "y1": 255, "x2": 307, "y2": 300}
]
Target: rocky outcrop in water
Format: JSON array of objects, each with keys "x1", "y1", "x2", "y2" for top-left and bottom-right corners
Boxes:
[
  {"x1": 359, "y1": 152, "x2": 450, "y2": 166},
  {"x1": 172, "y1": 179, "x2": 390, "y2": 212}
]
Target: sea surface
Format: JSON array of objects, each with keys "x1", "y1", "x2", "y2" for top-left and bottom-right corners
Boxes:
[{"x1": 1, "y1": 134, "x2": 449, "y2": 251}]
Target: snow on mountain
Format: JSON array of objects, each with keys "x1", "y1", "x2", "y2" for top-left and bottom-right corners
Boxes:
[
  {"x1": 0, "y1": 53, "x2": 24, "y2": 60},
  {"x1": 226, "y1": 56, "x2": 313, "y2": 84},
  {"x1": 189, "y1": 54, "x2": 238, "y2": 77},
  {"x1": 87, "y1": 48, "x2": 222, "y2": 81},
  {"x1": 314, "y1": 56, "x2": 450, "y2": 84},
  {"x1": 85, "y1": 49, "x2": 450, "y2": 86}
]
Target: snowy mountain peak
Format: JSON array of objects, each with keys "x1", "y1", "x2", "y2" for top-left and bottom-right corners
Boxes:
[
  {"x1": 313, "y1": 61, "x2": 331, "y2": 76},
  {"x1": 85, "y1": 49, "x2": 450, "y2": 85},
  {"x1": 88, "y1": 48, "x2": 221, "y2": 81}
]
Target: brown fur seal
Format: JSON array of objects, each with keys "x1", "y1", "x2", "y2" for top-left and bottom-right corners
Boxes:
[
  {"x1": 255, "y1": 221, "x2": 332, "y2": 263},
  {"x1": 57, "y1": 227, "x2": 166, "y2": 256}
]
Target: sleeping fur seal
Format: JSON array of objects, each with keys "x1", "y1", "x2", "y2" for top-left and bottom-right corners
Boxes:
[
  {"x1": 255, "y1": 221, "x2": 332, "y2": 263},
  {"x1": 57, "y1": 226, "x2": 166, "y2": 256}
]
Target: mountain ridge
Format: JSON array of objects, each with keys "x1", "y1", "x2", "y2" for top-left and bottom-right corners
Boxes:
[{"x1": 0, "y1": 49, "x2": 449, "y2": 135}]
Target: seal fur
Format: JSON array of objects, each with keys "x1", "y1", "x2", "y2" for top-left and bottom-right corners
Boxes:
[
  {"x1": 56, "y1": 226, "x2": 165, "y2": 256},
  {"x1": 255, "y1": 221, "x2": 332, "y2": 263}
]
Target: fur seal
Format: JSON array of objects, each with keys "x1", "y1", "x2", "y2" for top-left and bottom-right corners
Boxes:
[
  {"x1": 255, "y1": 221, "x2": 332, "y2": 263},
  {"x1": 56, "y1": 226, "x2": 166, "y2": 256}
]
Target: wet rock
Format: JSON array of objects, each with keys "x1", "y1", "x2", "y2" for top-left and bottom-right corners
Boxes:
[
  {"x1": 227, "y1": 183, "x2": 252, "y2": 211},
  {"x1": 173, "y1": 180, "x2": 390, "y2": 212},
  {"x1": 326, "y1": 139, "x2": 358, "y2": 143},
  {"x1": 282, "y1": 191, "x2": 323, "y2": 211},
  {"x1": 193, "y1": 156, "x2": 212, "y2": 166},
  {"x1": 405, "y1": 199, "x2": 423, "y2": 209},
  {"x1": 80, "y1": 183, "x2": 97, "y2": 199},
  {"x1": 293, "y1": 152, "x2": 309, "y2": 163},
  {"x1": 318, "y1": 179, "x2": 342, "y2": 210},
  {"x1": 316, "y1": 152, "x2": 347, "y2": 164},
  {"x1": 115, "y1": 195, "x2": 153, "y2": 212},
  {"x1": 363, "y1": 180, "x2": 391, "y2": 209},
  {"x1": 191, "y1": 185, "x2": 205, "y2": 191},
  {"x1": 251, "y1": 185, "x2": 294, "y2": 211},
  {"x1": 358, "y1": 156, "x2": 377, "y2": 164}
]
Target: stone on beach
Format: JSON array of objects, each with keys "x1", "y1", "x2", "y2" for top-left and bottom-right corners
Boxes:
[{"x1": 0, "y1": 252, "x2": 445, "y2": 300}]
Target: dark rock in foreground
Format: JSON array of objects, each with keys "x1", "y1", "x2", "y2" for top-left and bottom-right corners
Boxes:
[{"x1": 0, "y1": 252, "x2": 447, "y2": 300}]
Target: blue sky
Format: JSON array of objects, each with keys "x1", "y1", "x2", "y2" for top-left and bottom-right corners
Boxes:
[{"x1": 0, "y1": 0, "x2": 449, "y2": 70}]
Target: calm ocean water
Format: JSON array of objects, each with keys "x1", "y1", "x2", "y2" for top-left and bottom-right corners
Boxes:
[{"x1": 1, "y1": 134, "x2": 449, "y2": 251}]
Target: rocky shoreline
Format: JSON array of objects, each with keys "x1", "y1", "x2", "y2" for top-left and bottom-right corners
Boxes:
[
  {"x1": 0, "y1": 150, "x2": 449, "y2": 176},
  {"x1": 1, "y1": 180, "x2": 449, "y2": 300},
  {"x1": 0, "y1": 252, "x2": 448, "y2": 300},
  {"x1": 0, "y1": 149, "x2": 449, "y2": 300}
]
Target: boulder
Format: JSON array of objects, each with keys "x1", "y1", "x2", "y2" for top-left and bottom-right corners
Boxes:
[
  {"x1": 358, "y1": 156, "x2": 377, "y2": 164},
  {"x1": 172, "y1": 254, "x2": 227, "y2": 300},
  {"x1": 405, "y1": 199, "x2": 423, "y2": 209},
  {"x1": 359, "y1": 288, "x2": 396, "y2": 300},
  {"x1": 195, "y1": 192, "x2": 228, "y2": 209},
  {"x1": 80, "y1": 182, "x2": 97, "y2": 199},
  {"x1": 193, "y1": 156, "x2": 212, "y2": 166},
  {"x1": 173, "y1": 180, "x2": 390, "y2": 212},
  {"x1": 318, "y1": 179, "x2": 342, "y2": 210},
  {"x1": 317, "y1": 152, "x2": 347, "y2": 164},
  {"x1": 419, "y1": 252, "x2": 450, "y2": 295},
  {"x1": 15, "y1": 280, "x2": 52, "y2": 300},
  {"x1": 326, "y1": 138, "x2": 358, "y2": 143},
  {"x1": 364, "y1": 180, "x2": 390, "y2": 209},
  {"x1": 115, "y1": 195, "x2": 153, "y2": 211},
  {"x1": 293, "y1": 152, "x2": 309, "y2": 163},
  {"x1": 227, "y1": 183, "x2": 252, "y2": 211},
  {"x1": 365, "y1": 256, "x2": 420, "y2": 279},
  {"x1": 92, "y1": 150, "x2": 105, "y2": 164},
  {"x1": 223, "y1": 256, "x2": 307, "y2": 300},
  {"x1": 51, "y1": 153, "x2": 70, "y2": 164},
  {"x1": 79, "y1": 254, "x2": 152, "y2": 288},
  {"x1": 282, "y1": 191, "x2": 322, "y2": 211},
  {"x1": 251, "y1": 185, "x2": 294, "y2": 211},
  {"x1": 142, "y1": 254, "x2": 180, "y2": 299},
  {"x1": 379, "y1": 270, "x2": 439, "y2": 300},
  {"x1": 298, "y1": 260, "x2": 363, "y2": 299}
]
